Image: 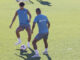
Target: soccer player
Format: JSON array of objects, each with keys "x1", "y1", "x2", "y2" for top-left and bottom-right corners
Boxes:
[
  {"x1": 9, "y1": 2, "x2": 32, "y2": 48},
  {"x1": 32, "y1": 8, "x2": 50, "y2": 58}
]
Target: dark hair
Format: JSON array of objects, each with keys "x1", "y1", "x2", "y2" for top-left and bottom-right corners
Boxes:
[
  {"x1": 36, "y1": 8, "x2": 41, "y2": 13},
  {"x1": 19, "y1": 2, "x2": 25, "y2": 7}
]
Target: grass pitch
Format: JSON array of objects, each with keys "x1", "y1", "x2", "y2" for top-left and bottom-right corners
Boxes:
[{"x1": 0, "y1": 0, "x2": 80, "y2": 60}]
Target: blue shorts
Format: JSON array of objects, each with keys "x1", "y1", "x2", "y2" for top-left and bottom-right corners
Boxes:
[
  {"x1": 20, "y1": 24, "x2": 30, "y2": 30},
  {"x1": 35, "y1": 33, "x2": 48, "y2": 40}
]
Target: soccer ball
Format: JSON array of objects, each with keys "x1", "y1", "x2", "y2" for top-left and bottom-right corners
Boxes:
[{"x1": 20, "y1": 44, "x2": 26, "y2": 50}]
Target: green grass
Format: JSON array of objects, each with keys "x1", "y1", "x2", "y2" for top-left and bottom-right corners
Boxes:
[{"x1": 0, "y1": 0, "x2": 80, "y2": 60}]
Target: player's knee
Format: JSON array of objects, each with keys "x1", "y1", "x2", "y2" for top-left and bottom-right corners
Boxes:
[{"x1": 16, "y1": 30, "x2": 19, "y2": 34}]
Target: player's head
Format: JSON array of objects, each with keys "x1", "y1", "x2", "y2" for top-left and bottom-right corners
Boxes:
[
  {"x1": 36, "y1": 8, "x2": 41, "y2": 15},
  {"x1": 19, "y1": 2, "x2": 25, "y2": 9}
]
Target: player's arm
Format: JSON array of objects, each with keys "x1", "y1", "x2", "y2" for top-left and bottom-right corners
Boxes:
[
  {"x1": 32, "y1": 22, "x2": 36, "y2": 33},
  {"x1": 47, "y1": 21, "x2": 50, "y2": 29},
  {"x1": 46, "y1": 17, "x2": 50, "y2": 29},
  {"x1": 9, "y1": 12, "x2": 17, "y2": 28},
  {"x1": 27, "y1": 10, "x2": 31, "y2": 22},
  {"x1": 32, "y1": 17, "x2": 37, "y2": 33}
]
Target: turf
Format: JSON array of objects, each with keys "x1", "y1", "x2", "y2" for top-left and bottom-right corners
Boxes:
[{"x1": 0, "y1": 0, "x2": 80, "y2": 60}]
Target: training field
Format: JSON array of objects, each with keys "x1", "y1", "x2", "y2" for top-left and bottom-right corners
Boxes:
[{"x1": 0, "y1": 0, "x2": 80, "y2": 60}]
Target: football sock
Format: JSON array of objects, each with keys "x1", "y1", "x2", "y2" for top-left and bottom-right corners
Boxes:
[
  {"x1": 27, "y1": 42, "x2": 30, "y2": 48},
  {"x1": 45, "y1": 48, "x2": 48, "y2": 51},
  {"x1": 27, "y1": 42, "x2": 30, "y2": 45},
  {"x1": 17, "y1": 38, "x2": 21, "y2": 42},
  {"x1": 35, "y1": 49, "x2": 39, "y2": 55},
  {"x1": 16, "y1": 38, "x2": 21, "y2": 45}
]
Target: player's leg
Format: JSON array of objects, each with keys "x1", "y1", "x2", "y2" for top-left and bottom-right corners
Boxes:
[
  {"x1": 43, "y1": 38, "x2": 48, "y2": 49},
  {"x1": 32, "y1": 38, "x2": 39, "y2": 50},
  {"x1": 43, "y1": 34, "x2": 48, "y2": 54},
  {"x1": 16, "y1": 26, "x2": 23, "y2": 45},
  {"x1": 32, "y1": 38, "x2": 40, "y2": 58},
  {"x1": 32, "y1": 34, "x2": 43, "y2": 58},
  {"x1": 25, "y1": 26, "x2": 32, "y2": 48}
]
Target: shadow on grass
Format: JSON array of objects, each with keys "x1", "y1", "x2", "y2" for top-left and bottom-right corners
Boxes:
[
  {"x1": 15, "y1": 48, "x2": 41, "y2": 60},
  {"x1": 37, "y1": 0, "x2": 52, "y2": 6},
  {"x1": 15, "y1": 48, "x2": 52, "y2": 60},
  {"x1": 44, "y1": 54, "x2": 52, "y2": 60},
  {"x1": 29, "y1": 0, "x2": 34, "y2": 4}
]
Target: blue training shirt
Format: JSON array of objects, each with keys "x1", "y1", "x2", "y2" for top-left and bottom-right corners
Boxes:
[
  {"x1": 17, "y1": 8, "x2": 29, "y2": 25},
  {"x1": 34, "y1": 14, "x2": 49, "y2": 34}
]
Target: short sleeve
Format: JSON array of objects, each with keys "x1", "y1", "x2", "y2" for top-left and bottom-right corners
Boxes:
[
  {"x1": 46, "y1": 16, "x2": 49, "y2": 23},
  {"x1": 34, "y1": 17, "x2": 38, "y2": 23}
]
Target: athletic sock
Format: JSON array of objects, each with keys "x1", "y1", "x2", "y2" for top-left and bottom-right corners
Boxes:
[
  {"x1": 17, "y1": 38, "x2": 21, "y2": 42},
  {"x1": 15, "y1": 38, "x2": 21, "y2": 45},
  {"x1": 27, "y1": 42, "x2": 30, "y2": 45},
  {"x1": 27, "y1": 42, "x2": 30, "y2": 48},
  {"x1": 45, "y1": 48, "x2": 48, "y2": 51},
  {"x1": 35, "y1": 49, "x2": 39, "y2": 55}
]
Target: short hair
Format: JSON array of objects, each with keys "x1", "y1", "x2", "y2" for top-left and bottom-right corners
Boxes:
[
  {"x1": 19, "y1": 2, "x2": 25, "y2": 7},
  {"x1": 36, "y1": 8, "x2": 41, "y2": 13}
]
